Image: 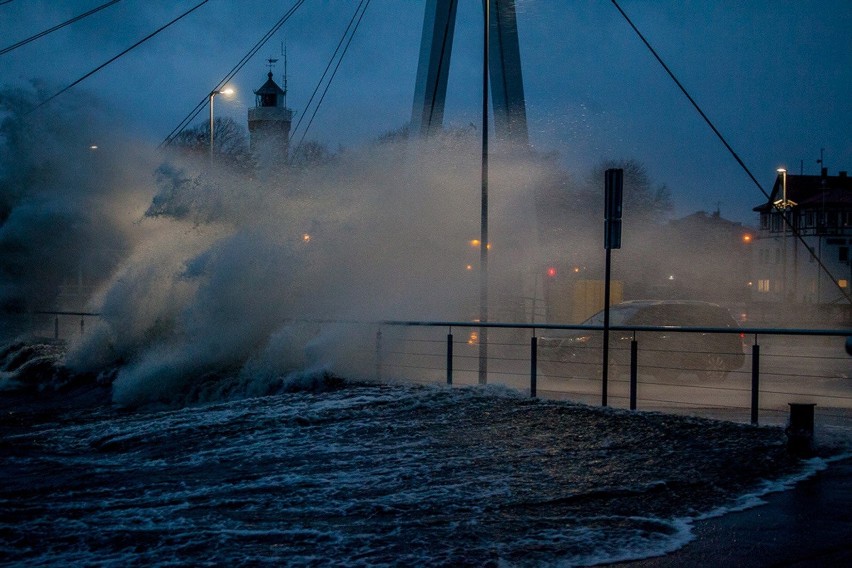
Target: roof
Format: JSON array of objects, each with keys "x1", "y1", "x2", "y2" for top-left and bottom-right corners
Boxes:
[
  {"x1": 253, "y1": 71, "x2": 286, "y2": 96},
  {"x1": 669, "y1": 210, "x2": 743, "y2": 229},
  {"x1": 753, "y1": 171, "x2": 852, "y2": 212}
]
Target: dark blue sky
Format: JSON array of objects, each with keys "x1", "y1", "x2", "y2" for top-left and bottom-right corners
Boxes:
[{"x1": 2, "y1": 0, "x2": 850, "y2": 223}]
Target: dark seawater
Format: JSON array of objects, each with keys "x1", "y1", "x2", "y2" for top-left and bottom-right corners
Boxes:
[{"x1": 0, "y1": 341, "x2": 813, "y2": 567}]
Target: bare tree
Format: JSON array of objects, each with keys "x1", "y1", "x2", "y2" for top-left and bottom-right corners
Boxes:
[
  {"x1": 289, "y1": 140, "x2": 334, "y2": 170},
  {"x1": 170, "y1": 117, "x2": 254, "y2": 172}
]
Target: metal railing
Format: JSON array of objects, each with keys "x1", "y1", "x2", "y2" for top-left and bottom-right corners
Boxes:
[
  {"x1": 30, "y1": 311, "x2": 101, "y2": 341},
  {"x1": 13, "y1": 312, "x2": 851, "y2": 427},
  {"x1": 372, "y1": 320, "x2": 852, "y2": 427}
]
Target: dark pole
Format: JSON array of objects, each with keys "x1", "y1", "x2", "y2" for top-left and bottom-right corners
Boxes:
[
  {"x1": 602, "y1": 247, "x2": 611, "y2": 407},
  {"x1": 751, "y1": 341, "x2": 760, "y2": 425},
  {"x1": 629, "y1": 337, "x2": 638, "y2": 410},
  {"x1": 478, "y1": 0, "x2": 490, "y2": 385},
  {"x1": 602, "y1": 168, "x2": 623, "y2": 407},
  {"x1": 447, "y1": 332, "x2": 454, "y2": 385},
  {"x1": 530, "y1": 334, "x2": 538, "y2": 398}
]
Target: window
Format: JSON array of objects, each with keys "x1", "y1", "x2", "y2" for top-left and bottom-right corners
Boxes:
[
  {"x1": 760, "y1": 213, "x2": 769, "y2": 230},
  {"x1": 841, "y1": 247, "x2": 849, "y2": 263},
  {"x1": 839, "y1": 280, "x2": 849, "y2": 289},
  {"x1": 771, "y1": 214, "x2": 784, "y2": 232},
  {"x1": 757, "y1": 279, "x2": 771, "y2": 292}
]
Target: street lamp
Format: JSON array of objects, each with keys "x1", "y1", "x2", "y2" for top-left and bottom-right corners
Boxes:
[
  {"x1": 209, "y1": 87, "x2": 235, "y2": 161},
  {"x1": 777, "y1": 167, "x2": 788, "y2": 207}
]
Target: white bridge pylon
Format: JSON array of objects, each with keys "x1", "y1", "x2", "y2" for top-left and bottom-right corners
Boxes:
[{"x1": 411, "y1": 0, "x2": 528, "y2": 146}]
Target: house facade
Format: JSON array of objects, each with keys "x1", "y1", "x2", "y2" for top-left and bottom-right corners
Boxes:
[{"x1": 751, "y1": 168, "x2": 852, "y2": 315}]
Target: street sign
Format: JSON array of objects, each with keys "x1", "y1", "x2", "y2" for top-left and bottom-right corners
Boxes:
[{"x1": 604, "y1": 168, "x2": 623, "y2": 250}]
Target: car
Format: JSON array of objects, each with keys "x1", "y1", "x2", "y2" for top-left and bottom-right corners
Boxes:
[{"x1": 538, "y1": 300, "x2": 746, "y2": 381}]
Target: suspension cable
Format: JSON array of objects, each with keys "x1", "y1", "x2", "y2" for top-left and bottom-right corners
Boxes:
[
  {"x1": 290, "y1": 0, "x2": 372, "y2": 163},
  {"x1": 160, "y1": 0, "x2": 306, "y2": 148},
  {"x1": 28, "y1": 0, "x2": 210, "y2": 115},
  {"x1": 289, "y1": 0, "x2": 366, "y2": 146},
  {"x1": 1, "y1": 0, "x2": 123, "y2": 57},
  {"x1": 610, "y1": 0, "x2": 850, "y2": 304}
]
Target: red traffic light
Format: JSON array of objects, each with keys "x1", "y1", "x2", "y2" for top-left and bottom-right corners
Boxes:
[{"x1": 546, "y1": 267, "x2": 557, "y2": 278}]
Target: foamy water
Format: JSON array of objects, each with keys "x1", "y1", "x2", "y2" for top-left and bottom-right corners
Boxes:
[{"x1": 0, "y1": 354, "x2": 822, "y2": 567}]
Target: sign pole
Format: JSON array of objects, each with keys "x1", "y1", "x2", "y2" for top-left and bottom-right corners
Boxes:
[{"x1": 602, "y1": 168, "x2": 623, "y2": 407}]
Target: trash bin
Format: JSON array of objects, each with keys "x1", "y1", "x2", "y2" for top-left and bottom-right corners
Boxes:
[{"x1": 786, "y1": 403, "x2": 816, "y2": 456}]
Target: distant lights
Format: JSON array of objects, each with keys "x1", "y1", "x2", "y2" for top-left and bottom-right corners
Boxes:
[
  {"x1": 465, "y1": 264, "x2": 473, "y2": 271},
  {"x1": 742, "y1": 233, "x2": 753, "y2": 243},
  {"x1": 89, "y1": 145, "x2": 98, "y2": 150},
  {"x1": 667, "y1": 275, "x2": 675, "y2": 281},
  {"x1": 469, "y1": 239, "x2": 491, "y2": 249},
  {"x1": 301, "y1": 233, "x2": 311, "y2": 243},
  {"x1": 546, "y1": 267, "x2": 557, "y2": 278}
]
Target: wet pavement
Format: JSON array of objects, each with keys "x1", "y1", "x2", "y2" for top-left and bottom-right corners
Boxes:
[{"x1": 614, "y1": 456, "x2": 852, "y2": 567}]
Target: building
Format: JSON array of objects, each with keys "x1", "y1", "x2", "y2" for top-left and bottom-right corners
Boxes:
[
  {"x1": 751, "y1": 168, "x2": 852, "y2": 317},
  {"x1": 650, "y1": 210, "x2": 754, "y2": 305},
  {"x1": 247, "y1": 71, "x2": 292, "y2": 170}
]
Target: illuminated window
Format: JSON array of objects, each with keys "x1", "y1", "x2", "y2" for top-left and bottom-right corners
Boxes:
[
  {"x1": 840, "y1": 280, "x2": 849, "y2": 289},
  {"x1": 757, "y1": 279, "x2": 771, "y2": 293}
]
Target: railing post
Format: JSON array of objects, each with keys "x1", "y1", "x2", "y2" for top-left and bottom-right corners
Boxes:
[
  {"x1": 447, "y1": 330, "x2": 453, "y2": 385},
  {"x1": 375, "y1": 328, "x2": 383, "y2": 381},
  {"x1": 54, "y1": 315, "x2": 59, "y2": 341},
  {"x1": 80, "y1": 316, "x2": 85, "y2": 336},
  {"x1": 530, "y1": 333, "x2": 538, "y2": 398},
  {"x1": 629, "y1": 337, "x2": 638, "y2": 410},
  {"x1": 751, "y1": 338, "x2": 760, "y2": 425}
]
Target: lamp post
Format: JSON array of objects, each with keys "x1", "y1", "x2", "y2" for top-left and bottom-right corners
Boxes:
[
  {"x1": 209, "y1": 87, "x2": 234, "y2": 161},
  {"x1": 777, "y1": 167, "x2": 790, "y2": 301}
]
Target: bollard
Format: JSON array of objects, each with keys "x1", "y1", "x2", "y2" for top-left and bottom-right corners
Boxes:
[{"x1": 786, "y1": 403, "x2": 816, "y2": 456}]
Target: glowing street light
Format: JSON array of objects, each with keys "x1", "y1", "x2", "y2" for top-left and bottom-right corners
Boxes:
[
  {"x1": 776, "y1": 167, "x2": 789, "y2": 208},
  {"x1": 209, "y1": 87, "x2": 235, "y2": 161}
]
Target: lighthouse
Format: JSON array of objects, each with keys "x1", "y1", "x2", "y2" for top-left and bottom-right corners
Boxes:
[{"x1": 248, "y1": 69, "x2": 292, "y2": 170}]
